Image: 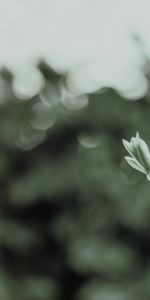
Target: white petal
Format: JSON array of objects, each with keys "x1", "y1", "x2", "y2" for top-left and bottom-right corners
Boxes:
[
  {"x1": 147, "y1": 172, "x2": 150, "y2": 181},
  {"x1": 125, "y1": 156, "x2": 146, "y2": 174},
  {"x1": 122, "y1": 139, "x2": 135, "y2": 157},
  {"x1": 131, "y1": 137, "x2": 136, "y2": 144},
  {"x1": 131, "y1": 137, "x2": 147, "y2": 169},
  {"x1": 136, "y1": 132, "x2": 140, "y2": 139},
  {"x1": 139, "y1": 139, "x2": 150, "y2": 169}
]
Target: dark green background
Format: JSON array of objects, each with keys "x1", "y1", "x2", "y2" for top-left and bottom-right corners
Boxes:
[{"x1": 0, "y1": 69, "x2": 150, "y2": 300}]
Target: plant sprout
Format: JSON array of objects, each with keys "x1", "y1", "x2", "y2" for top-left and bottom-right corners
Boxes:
[{"x1": 122, "y1": 132, "x2": 150, "y2": 181}]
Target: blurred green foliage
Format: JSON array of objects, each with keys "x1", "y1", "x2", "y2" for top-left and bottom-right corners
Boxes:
[{"x1": 0, "y1": 69, "x2": 150, "y2": 300}]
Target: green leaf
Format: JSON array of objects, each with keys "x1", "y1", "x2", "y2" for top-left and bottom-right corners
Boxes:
[{"x1": 125, "y1": 156, "x2": 146, "y2": 174}]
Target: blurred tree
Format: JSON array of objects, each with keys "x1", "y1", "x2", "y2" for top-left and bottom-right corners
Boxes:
[{"x1": 0, "y1": 67, "x2": 150, "y2": 300}]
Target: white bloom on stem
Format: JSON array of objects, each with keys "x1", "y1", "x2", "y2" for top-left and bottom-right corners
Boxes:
[{"x1": 122, "y1": 132, "x2": 150, "y2": 181}]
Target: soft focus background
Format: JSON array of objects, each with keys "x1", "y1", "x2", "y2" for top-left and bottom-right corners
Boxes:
[{"x1": 1, "y1": 67, "x2": 150, "y2": 300}]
